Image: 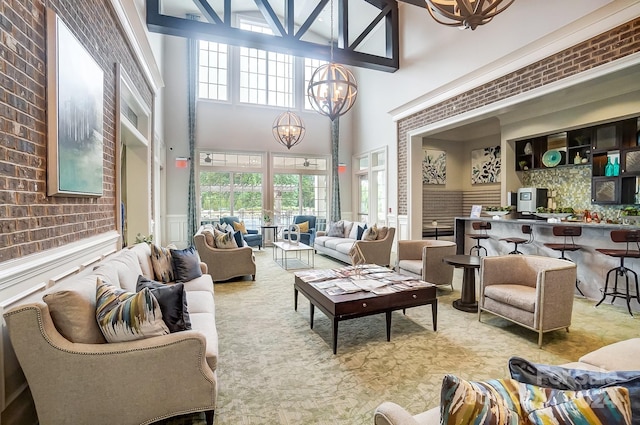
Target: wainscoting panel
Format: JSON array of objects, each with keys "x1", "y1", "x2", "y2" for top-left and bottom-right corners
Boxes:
[{"x1": 166, "y1": 214, "x2": 189, "y2": 248}]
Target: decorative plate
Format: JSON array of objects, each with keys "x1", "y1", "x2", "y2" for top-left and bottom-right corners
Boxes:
[{"x1": 542, "y1": 150, "x2": 562, "y2": 167}]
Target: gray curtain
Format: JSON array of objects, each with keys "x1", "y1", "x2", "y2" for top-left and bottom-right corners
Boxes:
[
  {"x1": 186, "y1": 14, "x2": 198, "y2": 245},
  {"x1": 330, "y1": 118, "x2": 341, "y2": 222}
]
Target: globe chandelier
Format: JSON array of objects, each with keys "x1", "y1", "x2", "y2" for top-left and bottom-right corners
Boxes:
[
  {"x1": 306, "y1": 0, "x2": 358, "y2": 121},
  {"x1": 424, "y1": 0, "x2": 515, "y2": 30},
  {"x1": 272, "y1": 110, "x2": 306, "y2": 150}
]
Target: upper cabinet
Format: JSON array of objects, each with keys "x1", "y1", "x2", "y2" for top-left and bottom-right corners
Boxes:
[{"x1": 515, "y1": 129, "x2": 591, "y2": 171}]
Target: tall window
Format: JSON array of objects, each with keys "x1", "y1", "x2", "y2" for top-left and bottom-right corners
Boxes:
[
  {"x1": 272, "y1": 156, "x2": 329, "y2": 229},
  {"x1": 355, "y1": 149, "x2": 387, "y2": 225},
  {"x1": 198, "y1": 152, "x2": 264, "y2": 228},
  {"x1": 238, "y1": 21, "x2": 293, "y2": 107},
  {"x1": 198, "y1": 41, "x2": 228, "y2": 101}
]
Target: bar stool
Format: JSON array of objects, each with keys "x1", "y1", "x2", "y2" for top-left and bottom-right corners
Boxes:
[
  {"x1": 595, "y1": 230, "x2": 640, "y2": 316},
  {"x1": 500, "y1": 225, "x2": 533, "y2": 254},
  {"x1": 468, "y1": 221, "x2": 491, "y2": 256},
  {"x1": 543, "y1": 225, "x2": 584, "y2": 295}
]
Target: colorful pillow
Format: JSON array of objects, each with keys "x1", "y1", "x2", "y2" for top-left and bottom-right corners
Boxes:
[
  {"x1": 519, "y1": 383, "x2": 631, "y2": 425},
  {"x1": 327, "y1": 221, "x2": 344, "y2": 237},
  {"x1": 440, "y1": 375, "x2": 523, "y2": 425},
  {"x1": 215, "y1": 222, "x2": 230, "y2": 232},
  {"x1": 95, "y1": 278, "x2": 169, "y2": 343},
  {"x1": 509, "y1": 357, "x2": 640, "y2": 425},
  {"x1": 136, "y1": 276, "x2": 192, "y2": 333},
  {"x1": 297, "y1": 221, "x2": 310, "y2": 233},
  {"x1": 362, "y1": 224, "x2": 378, "y2": 241},
  {"x1": 214, "y1": 228, "x2": 238, "y2": 249},
  {"x1": 170, "y1": 246, "x2": 203, "y2": 282},
  {"x1": 233, "y1": 221, "x2": 248, "y2": 234},
  {"x1": 150, "y1": 244, "x2": 175, "y2": 283}
]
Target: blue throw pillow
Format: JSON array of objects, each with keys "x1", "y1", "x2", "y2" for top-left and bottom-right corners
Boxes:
[
  {"x1": 233, "y1": 230, "x2": 245, "y2": 247},
  {"x1": 357, "y1": 224, "x2": 368, "y2": 240},
  {"x1": 509, "y1": 356, "x2": 640, "y2": 425}
]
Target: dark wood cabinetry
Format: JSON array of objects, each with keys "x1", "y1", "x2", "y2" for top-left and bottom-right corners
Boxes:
[{"x1": 515, "y1": 117, "x2": 640, "y2": 205}]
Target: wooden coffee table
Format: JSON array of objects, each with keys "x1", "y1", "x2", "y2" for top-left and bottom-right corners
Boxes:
[{"x1": 294, "y1": 267, "x2": 437, "y2": 354}]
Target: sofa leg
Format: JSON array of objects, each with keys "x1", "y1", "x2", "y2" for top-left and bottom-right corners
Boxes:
[
  {"x1": 205, "y1": 410, "x2": 215, "y2": 425},
  {"x1": 252, "y1": 274, "x2": 256, "y2": 281}
]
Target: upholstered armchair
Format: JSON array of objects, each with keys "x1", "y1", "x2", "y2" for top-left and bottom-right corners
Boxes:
[
  {"x1": 220, "y1": 216, "x2": 262, "y2": 249},
  {"x1": 283, "y1": 215, "x2": 316, "y2": 246},
  {"x1": 478, "y1": 255, "x2": 577, "y2": 347},
  {"x1": 194, "y1": 227, "x2": 256, "y2": 282},
  {"x1": 397, "y1": 240, "x2": 456, "y2": 289}
]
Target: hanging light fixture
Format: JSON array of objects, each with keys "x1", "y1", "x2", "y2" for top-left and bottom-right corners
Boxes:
[
  {"x1": 425, "y1": 0, "x2": 515, "y2": 30},
  {"x1": 272, "y1": 111, "x2": 306, "y2": 150},
  {"x1": 307, "y1": 0, "x2": 357, "y2": 121}
]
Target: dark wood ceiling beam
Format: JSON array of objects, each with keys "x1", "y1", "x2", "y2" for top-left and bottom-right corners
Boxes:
[
  {"x1": 294, "y1": 0, "x2": 328, "y2": 41},
  {"x1": 254, "y1": 0, "x2": 286, "y2": 37},
  {"x1": 396, "y1": 0, "x2": 427, "y2": 7},
  {"x1": 193, "y1": 0, "x2": 223, "y2": 25}
]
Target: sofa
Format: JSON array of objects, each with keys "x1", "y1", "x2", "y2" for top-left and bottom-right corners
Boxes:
[
  {"x1": 220, "y1": 216, "x2": 262, "y2": 249},
  {"x1": 3, "y1": 243, "x2": 218, "y2": 425},
  {"x1": 374, "y1": 338, "x2": 640, "y2": 425},
  {"x1": 314, "y1": 221, "x2": 396, "y2": 267},
  {"x1": 194, "y1": 225, "x2": 257, "y2": 282}
]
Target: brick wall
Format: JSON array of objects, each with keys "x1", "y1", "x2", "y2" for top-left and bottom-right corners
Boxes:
[
  {"x1": 0, "y1": 0, "x2": 153, "y2": 262},
  {"x1": 398, "y1": 18, "x2": 640, "y2": 215}
]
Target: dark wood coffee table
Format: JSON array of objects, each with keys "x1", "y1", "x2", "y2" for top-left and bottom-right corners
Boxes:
[{"x1": 294, "y1": 269, "x2": 437, "y2": 354}]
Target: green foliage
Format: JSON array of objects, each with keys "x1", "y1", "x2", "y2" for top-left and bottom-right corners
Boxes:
[{"x1": 135, "y1": 233, "x2": 153, "y2": 244}]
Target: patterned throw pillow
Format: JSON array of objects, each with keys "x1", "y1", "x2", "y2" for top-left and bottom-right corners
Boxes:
[
  {"x1": 327, "y1": 221, "x2": 345, "y2": 237},
  {"x1": 440, "y1": 375, "x2": 523, "y2": 425},
  {"x1": 215, "y1": 222, "x2": 230, "y2": 232},
  {"x1": 214, "y1": 228, "x2": 238, "y2": 249},
  {"x1": 95, "y1": 278, "x2": 169, "y2": 343},
  {"x1": 233, "y1": 221, "x2": 248, "y2": 234},
  {"x1": 297, "y1": 221, "x2": 310, "y2": 233},
  {"x1": 520, "y1": 383, "x2": 631, "y2": 425},
  {"x1": 202, "y1": 229, "x2": 216, "y2": 248},
  {"x1": 150, "y1": 244, "x2": 175, "y2": 283},
  {"x1": 362, "y1": 224, "x2": 379, "y2": 241}
]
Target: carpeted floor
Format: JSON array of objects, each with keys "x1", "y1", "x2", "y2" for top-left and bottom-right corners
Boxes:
[{"x1": 160, "y1": 248, "x2": 638, "y2": 425}]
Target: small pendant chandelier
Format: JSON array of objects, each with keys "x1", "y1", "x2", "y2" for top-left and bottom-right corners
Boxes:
[
  {"x1": 272, "y1": 111, "x2": 306, "y2": 150},
  {"x1": 425, "y1": 0, "x2": 515, "y2": 30},
  {"x1": 307, "y1": 0, "x2": 357, "y2": 121}
]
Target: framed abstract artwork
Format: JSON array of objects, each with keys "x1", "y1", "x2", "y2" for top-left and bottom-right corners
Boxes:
[
  {"x1": 423, "y1": 149, "x2": 446, "y2": 184},
  {"x1": 471, "y1": 146, "x2": 501, "y2": 184},
  {"x1": 47, "y1": 8, "x2": 104, "y2": 196}
]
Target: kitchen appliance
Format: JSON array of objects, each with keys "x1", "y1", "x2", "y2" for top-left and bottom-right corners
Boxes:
[{"x1": 517, "y1": 187, "x2": 548, "y2": 216}]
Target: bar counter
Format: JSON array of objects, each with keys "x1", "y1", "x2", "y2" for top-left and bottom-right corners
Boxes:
[{"x1": 454, "y1": 216, "x2": 640, "y2": 313}]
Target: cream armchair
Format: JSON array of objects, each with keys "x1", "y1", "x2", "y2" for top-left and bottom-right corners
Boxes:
[
  {"x1": 478, "y1": 255, "x2": 577, "y2": 347},
  {"x1": 194, "y1": 226, "x2": 256, "y2": 282},
  {"x1": 397, "y1": 240, "x2": 456, "y2": 289}
]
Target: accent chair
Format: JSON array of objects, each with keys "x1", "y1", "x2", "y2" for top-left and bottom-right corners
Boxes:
[
  {"x1": 283, "y1": 215, "x2": 317, "y2": 246},
  {"x1": 220, "y1": 216, "x2": 262, "y2": 249}
]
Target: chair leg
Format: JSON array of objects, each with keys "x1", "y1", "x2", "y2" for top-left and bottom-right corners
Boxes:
[
  {"x1": 538, "y1": 330, "x2": 543, "y2": 348},
  {"x1": 205, "y1": 410, "x2": 215, "y2": 425}
]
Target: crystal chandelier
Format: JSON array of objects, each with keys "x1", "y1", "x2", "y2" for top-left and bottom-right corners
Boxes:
[
  {"x1": 425, "y1": 0, "x2": 515, "y2": 30},
  {"x1": 306, "y1": 0, "x2": 357, "y2": 121},
  {"x1": 272, "y1": 111, "x2": 305, "y2": 150}
]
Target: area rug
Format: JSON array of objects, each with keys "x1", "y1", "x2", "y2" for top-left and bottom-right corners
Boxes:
[{"x1": 158, "y1": 248, "x2": 638, "y2": 425}]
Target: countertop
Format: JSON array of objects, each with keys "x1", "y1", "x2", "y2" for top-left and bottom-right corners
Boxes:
[{"x1": 455, "y1": 216, "x2": 640, "y2": 229}]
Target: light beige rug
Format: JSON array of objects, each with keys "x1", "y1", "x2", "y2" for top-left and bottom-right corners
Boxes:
[{"x1": 160, "y1": 248, "x2": 638, "y2": 425}]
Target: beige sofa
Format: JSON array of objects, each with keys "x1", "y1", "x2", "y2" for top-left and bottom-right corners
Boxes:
[
  {"x1": 314, "y1": 222, "x2": 396, "y2": 267},
  {"x1": 194, "y1": 225, "x2": 256, "y2": 282},
  {"x1": 374, "y1": 338, "x2": 640, "y2": 425},
  {"x1": 3, "y1": 243, "x2": 218, "y2": 425}
]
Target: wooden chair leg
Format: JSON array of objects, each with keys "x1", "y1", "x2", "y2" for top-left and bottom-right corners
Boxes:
[{"x1": 205, "y1": 410, "x2": 215, "y2": 425}]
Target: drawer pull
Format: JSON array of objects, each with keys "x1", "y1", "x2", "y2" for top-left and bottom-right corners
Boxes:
[
  {"x1": 362, "y1": 302, "x2": 367, "y2": 308},
  {"x1": 412, "y1": 294, "x2": 417, "y2": 299}
]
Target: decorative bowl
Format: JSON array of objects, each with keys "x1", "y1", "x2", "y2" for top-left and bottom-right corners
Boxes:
[
  {"x1": 484, "y1": 210, "x2": 511, "y2": 217},
  {"x1": 534, "y1": 213, "x2": 572, "y2": 219},
  {"x1": 542, "y1": 150, "x2": 562, "y2": 168}
]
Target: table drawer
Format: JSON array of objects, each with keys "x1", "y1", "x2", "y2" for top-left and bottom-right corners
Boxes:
[
  {"x1": 335, "y1": 295, "x2": 388, "y2": 316},
  {"x1": 389, "y1": 289, "x2": 436, "y2": 308}
]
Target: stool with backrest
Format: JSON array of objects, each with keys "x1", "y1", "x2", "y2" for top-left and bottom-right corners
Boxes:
[
  {"x1": 543, "y1": 225, "x2": 584, "y2": 295},
  {"x1": 500, "y1": 224, "x2": 533, "y2": 255},
  {"x1": 595, "y1": 229, "x2": 640, "y2": 316},
  {"x1": 468, "y1": 222, "x2": 491, "y2": 256}
]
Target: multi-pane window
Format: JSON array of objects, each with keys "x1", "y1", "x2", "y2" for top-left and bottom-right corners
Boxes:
[
  {"x1": 238, "y1": 21, "x2": 293, "y2": 107},
  {"x1": 355, "y1": 149, "x2": 387, "y2": 226},
  {"x1": 304, "y1": 58, "x2": 328, "y2": 110},
  {"x1": 198, "y1": 41, "x2": 228, "y2": 101}
]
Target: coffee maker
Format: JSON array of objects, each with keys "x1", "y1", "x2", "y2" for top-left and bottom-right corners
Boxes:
[{"x1": 517, "y1": 187, "x2": 548, "y2": 217}]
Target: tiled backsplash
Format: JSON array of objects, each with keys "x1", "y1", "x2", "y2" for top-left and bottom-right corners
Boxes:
[{"x1": 521, "y1": 165, "x2": 625, "y2": 221}]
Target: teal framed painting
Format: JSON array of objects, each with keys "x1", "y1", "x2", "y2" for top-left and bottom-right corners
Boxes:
[{"x1": 46, "y1": 8, "x2": 104, "y2": 196}]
